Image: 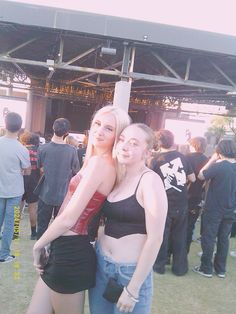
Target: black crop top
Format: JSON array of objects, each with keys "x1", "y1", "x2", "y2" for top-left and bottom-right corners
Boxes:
[{"x1": 103, "y1": 172, "x2": 151, "y2": 239}]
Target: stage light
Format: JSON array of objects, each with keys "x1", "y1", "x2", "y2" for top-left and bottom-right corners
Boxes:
[{"x1": 100, "y1": 47, "x2": 117, "y2": 55}]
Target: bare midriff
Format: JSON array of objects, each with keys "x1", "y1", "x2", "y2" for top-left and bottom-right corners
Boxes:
[{"x1": 98, "y1": 227, "x2": 147, "y2": 263}]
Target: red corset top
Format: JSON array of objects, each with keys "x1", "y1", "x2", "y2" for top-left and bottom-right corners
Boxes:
[{"x1": 58, "y1": 172, "x2": 106, "y2": 235}]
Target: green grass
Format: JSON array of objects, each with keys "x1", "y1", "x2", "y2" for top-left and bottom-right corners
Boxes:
[{"x1": 1, "y1": 213, "x2": 235, "y2": 314}]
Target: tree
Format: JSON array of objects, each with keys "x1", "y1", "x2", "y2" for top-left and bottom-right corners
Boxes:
[{"x1": 205, "y1": 116, "x2": 233, "y2": 144}]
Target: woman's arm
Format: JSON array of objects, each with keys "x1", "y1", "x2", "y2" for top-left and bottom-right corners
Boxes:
[
  {"x1": 34, "y1": 157, "x2": 114, "y2": 251},
  {"x1": 117, "y1": 172, "x2": 167, "y2": 312},
  {"x1": 126, "y1": 172, "x2": 168, "y2": 296}
]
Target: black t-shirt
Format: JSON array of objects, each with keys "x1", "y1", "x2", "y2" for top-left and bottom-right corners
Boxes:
[
  {"x1": 151, "y1": 150, "x2": 193, "y2": 209},
  {"x1": 77, "y1": 147, "x2": 86, "y2": 166},
  {"x1": 186, "y1": 152, "x2": 208, "y2": 203},
  {"x1": 24, "y1": 144, "x2": 40, "y2": 186},
  {"x1": 203, "y1": 160, "x2": 236, "y2": 214},
  {"x1": 37, "y1": 142, "x2": 80, "y2": 205}
]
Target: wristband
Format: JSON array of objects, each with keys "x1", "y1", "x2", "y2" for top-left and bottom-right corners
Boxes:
[{"x1": 123, "y1": 287, "x2": 139, "y2": 303}]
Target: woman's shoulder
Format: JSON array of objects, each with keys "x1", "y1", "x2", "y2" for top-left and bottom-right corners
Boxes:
[
  {"x1": 138, "y1": 170, "x2": 166, "y2": 204},
  {"x1": 141, "y1": 169, "x2": 163, "y2": 186},
  {"x1": 141, "y1": 169, "x2": 163, "y2": 189},
  {"x1": 88, "y1": 155, "x2": 112, "y2": 165},
  {"x1": 87, "y1": 155, "x2": 115, "y2": 173}
]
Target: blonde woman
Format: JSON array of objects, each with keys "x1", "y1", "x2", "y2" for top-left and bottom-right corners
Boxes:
[
  {"x1": 89, "y1": 123, "x2": 168, "y2": 314},
  {"x1": 27, "y1": 106, "x2": 131, "y2": 314}
]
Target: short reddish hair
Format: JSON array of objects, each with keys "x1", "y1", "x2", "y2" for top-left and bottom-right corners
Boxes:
[
  {"x1": 156, "y1": 129, "x2": 174, "y2": 149},
  {"x1": 189, "y1": 137, "x2": 206, "y2": 153}
]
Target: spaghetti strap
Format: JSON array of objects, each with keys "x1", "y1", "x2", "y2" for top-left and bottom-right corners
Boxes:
[{"x1": 134, "y1": 171, "x2": 152, "y2": 194}]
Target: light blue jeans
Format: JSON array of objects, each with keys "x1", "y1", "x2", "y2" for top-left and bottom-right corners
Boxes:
[
  {"x1": 0, "y1": 196, "x2": 22, "y2": 259},
  {"x1": 89, "y1": 243, "x2": 153, "y2": 314}
]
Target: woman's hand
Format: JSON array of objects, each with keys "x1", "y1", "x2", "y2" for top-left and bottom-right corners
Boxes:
[
  {"x1": 33, "y1": 243, "x2": 48, "y2": 275},
  {"x1": 116, "y1": 288, "x2": 139, "y2": 313}
]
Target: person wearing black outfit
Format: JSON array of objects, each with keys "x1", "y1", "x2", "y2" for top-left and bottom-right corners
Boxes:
[
  {"x1": 186, "y1": 137, "x2": 208, "y2": 253},
  {"x1": 36, "y1": 118, "x2": 80, "y2": 239},
  {"x1": 89, "y1": 123, "x2": 167, "y2": 314},
  {"x1": 193, "y1": 140, "x2": 236, "y2": 278},
  {"x1": 27, "y1": 106, "x2": 131, "y2": 314},
  {"x1": 230, "y1": 222, "x2": 236, "y2": 237},
  {"x1": 19, "y1": 131, "x2": 41, "y2": 240},
  {"x1": 151, "y1": 129, "x2": 195, "y2": 276}
]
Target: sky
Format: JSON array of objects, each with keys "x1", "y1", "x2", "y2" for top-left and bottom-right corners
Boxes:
[{"x1": 8, "y1": 0, "x2": 236, "y2": 37}]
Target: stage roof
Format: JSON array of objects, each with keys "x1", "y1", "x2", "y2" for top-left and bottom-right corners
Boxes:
[{"x1": 1, "y1": 0, "x2": 236, "y2": 109}]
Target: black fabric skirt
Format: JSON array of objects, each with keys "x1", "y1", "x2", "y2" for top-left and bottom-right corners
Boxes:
[{"x1": 41, "y1": 235, "x2": 96, "y2": 294}]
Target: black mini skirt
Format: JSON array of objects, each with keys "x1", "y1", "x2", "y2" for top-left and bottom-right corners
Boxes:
[{"x1": 41, "y1": 235, "x2": 96, "y2": 294}]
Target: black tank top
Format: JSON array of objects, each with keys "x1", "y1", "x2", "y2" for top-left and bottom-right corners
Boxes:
[{"x1": 103, "y1": 171, "x2": 151, "y2": 239}]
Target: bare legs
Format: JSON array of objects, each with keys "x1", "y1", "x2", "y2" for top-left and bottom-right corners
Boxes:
[
  {"x1": 28, "y1": 202, "x2": 37, "y2": 238},
  {"x1": 20, "y1": 201, "x2": 38, "y2": 238},
  {"x1": 28, "y1": 202, "x2": 37, "y2": 228},
  {"x1": 51, "y1": 290, "x2": 85, "y2": 314},
  {"x1": 27, "y1": 277, "x2": 54, "y2": 314},
  {"x1": 27, "y1": 277, "x2": 85, "y2": 314}
]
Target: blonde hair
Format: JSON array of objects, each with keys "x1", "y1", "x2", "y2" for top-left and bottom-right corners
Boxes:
[
  {"x1": 64, "y1": 135, "x2": 79, "y2": 148},
  {"x1": 132, "y1": 123, "x2": 155, "y2": 150},
  {"x1": 82, "y1": 105, "x2": 131, "y2": 168}
]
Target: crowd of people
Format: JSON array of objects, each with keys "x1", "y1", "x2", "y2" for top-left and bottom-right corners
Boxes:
[
  {"x1": 150, "y1": 131, "x2": 236, "y2": 279},
  {"x1": 0, "y1": 107, "x2": 235, "y2": 314}
]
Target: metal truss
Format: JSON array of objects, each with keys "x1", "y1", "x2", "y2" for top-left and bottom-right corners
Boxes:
[{"x1": 0, "y1": 35, "x2": 236, "y2": 99}]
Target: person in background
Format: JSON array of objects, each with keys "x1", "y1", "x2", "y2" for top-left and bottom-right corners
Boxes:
[
  {"x1": 77, "y1": 134, "x2": 88, "y2": 167},
  {"x1": 35, "y1": 131, "x2": 46, "y2": 145},
  {"x1": 0, "y1": 112, "x2": 31, "y2": 263},
  {"x1": 150, "y1": 129, "x2": 195, "y2": 276},
  {"x1": 193, "y1": 140, "x2": 236, "y2": 278},
  {"x1": 36, "y1": 118, "x2": 80, "y2": 239},
  {"x1": 89, "y1": 123, "x2": 167, "y2": 314},
  {"x1": 19, "y1": 131, "x2": 41, "y2": 240},
  {"x1": 186, "y1": 137, "x2": 208, "y2": 253},
  {"x1": 230, "y1": 222, "x2": 236, "y2": 238},
  {"x1": 27, "y1": 105, "x2": 131, "y2": 314},
  {"x1": 44, "y1": 133, "x2": 53, "y2": 143},
  {"x1": 0, "y1": 127, "x2": 6, "y2": 137},
  {"x1": 64, "y1": 134, "x2": 80, "y2": 148}
]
